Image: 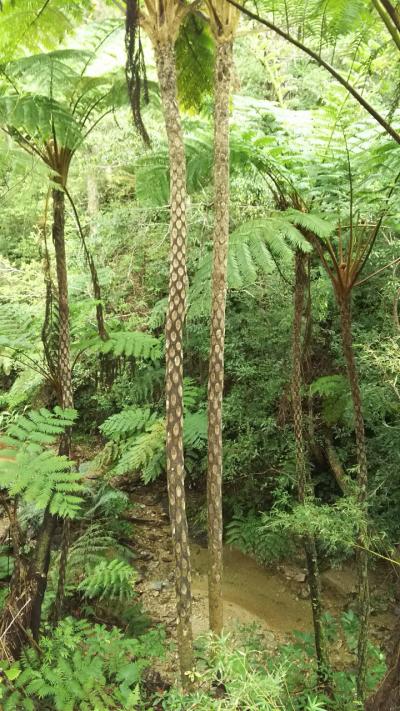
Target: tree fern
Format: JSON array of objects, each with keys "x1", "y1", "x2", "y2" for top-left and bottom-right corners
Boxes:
[{"x1": 0, "y1": 94, "x2": 84, "y2": 151}]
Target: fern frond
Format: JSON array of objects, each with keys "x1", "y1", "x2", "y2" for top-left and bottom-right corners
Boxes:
[
  {"x1": 113, "y1": 420, "x2": 165, "y2": 479},
  {"x1": 0, "y1": 94, "x2": 83, "y2": 151},
  {"x1": 0, "y1": 408, "x2": 83, "y2": 517},
  {"x1": 184, "y1": 411, "x2": 207, "y2": 449},
  {"x1": 83, "y1": 330, "x2": 162, "y2": 360},
  {"x1": 67, "y1": 524, "x2": 119, "y2": 573},
  {"x1": 183, "y1": 377, "x2": 204, "y2": 412},
  {"x1": 176, "y1": 14, "x2": 214, "y2": 112},
  {"x1": 310, "y1": 374, "x2": 349, "y2": 425},
  {"x1": 77, "y1": 559, "x2": 136, "y2": 601},
  {"x1": 99, "y1": 407, "x2": 156, "y2": 440}
]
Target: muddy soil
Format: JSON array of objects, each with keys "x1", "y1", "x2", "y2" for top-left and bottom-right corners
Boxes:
[{"x1": 126, "y1": 484, "x2": 395, "y2": 682}]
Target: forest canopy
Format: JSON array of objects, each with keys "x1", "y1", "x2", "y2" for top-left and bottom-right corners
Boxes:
[{"x1": 0, "y1": 0, "x2": 399, "y2": 709}]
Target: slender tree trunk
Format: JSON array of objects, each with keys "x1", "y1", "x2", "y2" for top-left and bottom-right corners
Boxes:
[
  {"x1": 154, "y1": 38, "x2": 193, "y2": 684},
  {"x1": 292, "y1": 251, "x2": 329, "y2": 682},
  {"x1": 66, "y1": 187, "x2": 107, "y2": 342},
  {"x1": 207, "y1": 39, "x2": 233, "y2": 636},
  {"x1": 338, "y1": 291, "x2": 370, "y2": 703},
  {"x1": 32, "y1": 187, "x2": 74, "y2": 632},
  {"x1": 86, "y1": 173, "x2": 107, "y2": 342},
  {"x1": 0, "y1": 187, "x2": 74, "y2": 655},
  {"x1": 365, "y1": 615, "x2": 400, "y2": 710}
]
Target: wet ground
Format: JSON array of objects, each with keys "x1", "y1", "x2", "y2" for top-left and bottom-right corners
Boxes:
[{"x1": 127, "y1": 483, "x2": 396, "y2": 676}]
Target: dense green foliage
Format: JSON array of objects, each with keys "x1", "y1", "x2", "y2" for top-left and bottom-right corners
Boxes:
[{"x1": 0, "y1": 0, "x2": 398, "y2": 708}]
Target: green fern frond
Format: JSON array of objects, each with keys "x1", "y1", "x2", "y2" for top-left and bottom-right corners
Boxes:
[
  {"x1": 89, "y1": 330, "x2": 162, "y2": 360},
  {"x1": 310, "y1": 374, "x2": 349, "y2": 425},
  {"x1": 176, "y1": 14, "x2": 214, "y2": 112},
  {"x1": 135, "y1": 152, "x2": 170, "y2": 207},
  {"x1": 67, "y1": 524, "x2": 118, "y2": 572},
  {"x1": 100, "y1": 407, "x2": 157, "y2": 440},
  {"x1": 0, "y1": 1, "x2": 92, "y2": 58},
  {"x1": 77, "y1": 559, "x2": 136, "y2": 601},
  {"x1": 0, "y1": 407, "x2": 83, "y2": 517},
  {"x1": 183, "y1": 377, "x2": 204, "y2": 412},
  {"x1": 0, "y1": 94, "x2": 83, "y2": 151},
  {"x1": 184, "y1": 411, "x2": 207, "y2": 450},
  {"x1": 131, "y1": 364, "x2": 165, "y2": 404},
  {"x1": 283, "y1": 209, "x2": 336, "y2": 240},
  {"x1": 113, "y1": 420, "x2": 166, "y2": 478}
]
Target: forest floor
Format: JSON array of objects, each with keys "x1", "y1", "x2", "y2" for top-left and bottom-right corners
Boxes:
[{"x1": 125, "y1": 482, "x2": 397, "y2": 685}]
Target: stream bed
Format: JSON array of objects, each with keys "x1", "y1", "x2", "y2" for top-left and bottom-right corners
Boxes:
[{"x1": 129, "y1": 484, "x2": 395, "y2": 658}]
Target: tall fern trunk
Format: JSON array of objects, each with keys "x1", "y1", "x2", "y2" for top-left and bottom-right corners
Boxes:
[
  {"x1": 292, "y1": 250, "x2": 329, "y2": 682},
  {"x1": 31, "y1": 186, "x2": 74, "y2": 636},
  {"x1": 207, "y1": 39, "x2": 233, "y2": 636},
  {"x1": 338, "y1": 291, "x2": 370, "y2": 702},
  {"x1": 0, "y1": 187, "x2": 73, "y2": 655},
  {"x1": 154, "y1": 38, "x2": 193, "y2": 683}
]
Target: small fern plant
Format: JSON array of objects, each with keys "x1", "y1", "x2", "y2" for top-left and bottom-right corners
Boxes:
[
  {"x1": 1, "y1": 617, "x2": 165, "y2": 711},
  {"x1": 0, "y1": 407, "x2": 84, "y2": 517},
  {"x1": 96, "y1": 378, "x2": 207, "y2": 484}
]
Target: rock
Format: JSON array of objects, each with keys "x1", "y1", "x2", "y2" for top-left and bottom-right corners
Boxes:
[
  {"x1": 321, "y1": 569, "x2": 357, "y2": 597},
  {"x1": 151, "y1": 580, "x2": 164, "y2": 591},
  {"x1": 298, "y1": 586, "x2": 310, "y2": 600},
  {"x1": 150, "y1": 579, "x2": 169, "y2": 591},
  {"x1": 281, "y1": 565, "x2": 307, "y2": 582},
  {"x1": 293, "y1": 572, "x2": 307, "y2": 583}
]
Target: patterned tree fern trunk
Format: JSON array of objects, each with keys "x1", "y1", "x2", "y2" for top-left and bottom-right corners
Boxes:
[
  {"x1": 207, "y1": 39, "x2": 233, "y2": 635},
  {"x1": 292, "y1": 250, "x2": 329, "y2": 683},
  {"x1": 154, "y1": 38, "x2": 193, "y2": 683},
  {"x1": 31, "y1": 186, "x2": 74, "y2": 636},
  {"x1": 338, "y1": 292, "x2": 370, "y2": 702}
]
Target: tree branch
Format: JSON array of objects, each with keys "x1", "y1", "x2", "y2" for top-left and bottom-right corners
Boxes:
[{"x1": 225, "y1": 0, "x2": 400, "y2": 144}]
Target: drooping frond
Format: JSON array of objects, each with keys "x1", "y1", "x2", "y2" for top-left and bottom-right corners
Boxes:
[
  {"x1": 175, "y1": 14, "x2": 215, "y2": 112},
  {"x1": 125, "y1": 0, "x2": 150, "y2": 144},
  {"x1": 80, "y1": 330, "x2": 162, "y2": 361},
  {"x1": 0, "y1": 94, "x2": 83, "y2": 153},
  {"x1": 191, "y1": 212, "x2": 319, "y2": 305}
]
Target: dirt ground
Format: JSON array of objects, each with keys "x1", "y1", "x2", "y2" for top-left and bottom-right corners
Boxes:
[{"x1": 127, "y1": 484, "x2": 396, "y2": 684}]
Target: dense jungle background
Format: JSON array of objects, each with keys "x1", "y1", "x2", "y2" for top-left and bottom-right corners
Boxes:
[{"x1": 0, "y1": 0, "x2": 399, "y2": 709}]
